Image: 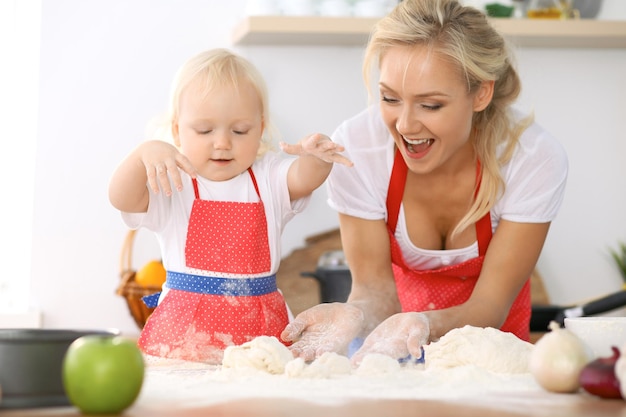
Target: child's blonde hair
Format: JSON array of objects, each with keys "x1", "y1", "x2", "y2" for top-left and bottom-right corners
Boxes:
[{"x1": 152, "y1": 48, "x2": 275, "y2": 156}]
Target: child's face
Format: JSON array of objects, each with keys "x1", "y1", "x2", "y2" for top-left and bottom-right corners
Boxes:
[{"x1": 173, "y1": 78, "x2": 264, "y2": 181}]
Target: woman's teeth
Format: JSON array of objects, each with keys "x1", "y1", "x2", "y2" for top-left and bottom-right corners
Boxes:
[
  {"x1": 403, "y1": 136, "x2": 433, "y2": 153},
  {"x1": 404, "y1": 137, "x2": 430, "y2": 145}
]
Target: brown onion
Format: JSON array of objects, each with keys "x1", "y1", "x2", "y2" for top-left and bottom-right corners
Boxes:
[{"x1": 529, "y1": 321, "x2": 590, "y2": 393}]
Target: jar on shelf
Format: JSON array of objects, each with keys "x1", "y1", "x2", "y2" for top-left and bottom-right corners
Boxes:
[{"x1": 527, "y1": 0, "x2": 573, "y2": 19}]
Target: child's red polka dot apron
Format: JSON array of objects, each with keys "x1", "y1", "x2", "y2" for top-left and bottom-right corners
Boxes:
[
  {"x1": 138, "y1": 168, "x2": 289, "y2": 363},
  {"x1": 386, "y1": 150, "x2": 530, "y2": 341}
]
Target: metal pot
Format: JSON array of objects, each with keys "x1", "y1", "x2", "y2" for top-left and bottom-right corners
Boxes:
[
  {"x1": 301, "y1": 251, "x2": 352, "y2": 303},
  {"x1": 0, "y1": 328, "x2": 119, "y2": 409}
]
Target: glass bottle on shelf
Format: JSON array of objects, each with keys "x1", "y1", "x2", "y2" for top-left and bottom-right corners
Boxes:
[{"x1": 527, "y1": 0, "x2": 572, "y2": 19}]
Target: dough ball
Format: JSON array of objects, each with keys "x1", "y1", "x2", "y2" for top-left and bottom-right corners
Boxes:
[
  {"x1": 423, "y1": 325, "x2": 533, "y2": 374},
  {"x1": 356, "y1": 353, "x2": 401, "y2": 376},
  {"x1": 222, "y1": 336, "x2": 294, "y2": 374},
  {"x1": 284, "y1": 357, "x2": 308, "y2": 377}
]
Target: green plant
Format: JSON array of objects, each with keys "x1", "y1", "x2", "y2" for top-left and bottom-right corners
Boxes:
[{"x1": 609, "y1": 241, "x2": 626, "y2": 283}]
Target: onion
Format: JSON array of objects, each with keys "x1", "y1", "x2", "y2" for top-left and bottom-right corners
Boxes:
[
  {"x1": 614, "y1": 344, "x2": 626, "y2": 399},
  {"x1": 579, "y1": 346, "x2": 622, "y2": 399},
  {"x1": 529, "y1": 321, "x2": 590, "y2": 393}
]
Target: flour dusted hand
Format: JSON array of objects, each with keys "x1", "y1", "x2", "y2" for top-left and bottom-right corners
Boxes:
[
  {"x1": 351, "y1": 312, "x2": 430, "y2": 366},
  {"x1": 280, "y1": 134, "x2": 353, "y2": 167},
  {"x1": 281, "y1": 303, "x2": 364, "y2": 362}
]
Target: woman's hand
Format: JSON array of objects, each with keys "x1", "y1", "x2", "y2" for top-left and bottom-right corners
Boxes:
[
  {"x1": 280, "y1": 134, "x2": 353, "y2": 167},
  {"x1": 350, "y1": 312, "x2": 430, "y2": 366},
  {"x1": 281, "y1": 302, "x2": 364, "y2": 362},
  {"x1": 139, "y1": 140, "x2": 197, "y2": 196}
]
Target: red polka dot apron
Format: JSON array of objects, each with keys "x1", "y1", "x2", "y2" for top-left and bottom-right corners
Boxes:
[
  {"x1": 138, "y1": 168, "x2": 289, "y2": 363},
  {"x1": 386, "y1": 150, "x2": 530, "y2": 341}
]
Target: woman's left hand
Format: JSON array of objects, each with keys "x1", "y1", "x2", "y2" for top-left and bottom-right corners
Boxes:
[
  {"x1": 280, "y1": 133, "x2": 353, "y2": 167},
  {"x1": 350, "y1": 312, "x2": 430, "y2": 365}
]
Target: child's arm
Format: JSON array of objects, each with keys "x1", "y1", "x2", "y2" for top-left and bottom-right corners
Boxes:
[
  {"x1": 108, "y1": 140, "x2": 196, "y2": 213},
  {"x1": 280, "y1": 133, "x2": 353, "y2": 201}
]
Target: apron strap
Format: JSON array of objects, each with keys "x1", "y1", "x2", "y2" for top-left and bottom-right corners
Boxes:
[
  {"x1": 192, "y1": 177, "x2": 200, "y2": 199},
  {"x1": 385, "y1": 148, "x2": 491, "y2": 253},
  {"x1": 190, "y1": 168, "x2": 261, "y2": 200},
  {"x1": 386, "y1": 148, "x2": 407, "y2": 233}
]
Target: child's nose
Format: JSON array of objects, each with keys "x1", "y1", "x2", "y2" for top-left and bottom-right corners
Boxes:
[{"x1": 213, "y1": 132, "x2": 232, "y2": 149}]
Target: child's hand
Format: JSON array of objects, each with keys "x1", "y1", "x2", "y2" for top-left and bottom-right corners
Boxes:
[
  {"x1": 139, "y1": 140, "x2": 197, "y2": 196},
  {"x1": 280, "y1": 134, "x2": 353, "y2": 167}
]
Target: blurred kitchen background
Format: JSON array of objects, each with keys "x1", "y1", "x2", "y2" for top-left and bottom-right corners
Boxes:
[{"x1": 2, "y1": 0, "x2": 626, "y2": 336}]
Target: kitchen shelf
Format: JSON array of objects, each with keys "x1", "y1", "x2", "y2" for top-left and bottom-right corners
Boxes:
[{"x1": 232, "y1": 16, "x2": 626, "y2": 48}]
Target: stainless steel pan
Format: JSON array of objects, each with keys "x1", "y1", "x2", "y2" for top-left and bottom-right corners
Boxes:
[{"x1": 0, "y1": 328, "x2": 119, "y2": 409}]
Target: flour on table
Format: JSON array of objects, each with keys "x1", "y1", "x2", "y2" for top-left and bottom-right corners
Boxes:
[
  {"x1": 423, "y1": 325, "x2": 533, "y2": 373},
  {"x1": 285, "y1": 352, "x2": 352, "y2": 378},
  {"x1": 221, "y1": 336, "x2": 294, "y2": 374}
]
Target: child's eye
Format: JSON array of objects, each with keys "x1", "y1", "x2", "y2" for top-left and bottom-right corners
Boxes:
[{"x1": 233, "y1": 130, "x2": 249, "y2": 135}]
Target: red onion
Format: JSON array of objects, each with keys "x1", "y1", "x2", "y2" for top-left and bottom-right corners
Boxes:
[{"x1": 579, "y1": 346, "x2": 623, "y2": 399}]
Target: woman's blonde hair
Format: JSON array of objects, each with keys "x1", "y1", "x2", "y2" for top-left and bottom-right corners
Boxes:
[
  {"x1": 161, "y1": 48, "x2": 275, "y2": 156},
  {"x1": 364, "y1": 0, "x2": 532, "y2": 237}
]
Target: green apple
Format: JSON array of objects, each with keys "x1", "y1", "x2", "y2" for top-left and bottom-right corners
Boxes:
[{"x1": 62, "y1": 335, "x2": 145, "y2": 414}]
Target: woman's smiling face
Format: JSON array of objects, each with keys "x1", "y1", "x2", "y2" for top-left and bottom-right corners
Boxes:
[{"x1": 378, "y1": 44, "x2": 493, "y2": 175}]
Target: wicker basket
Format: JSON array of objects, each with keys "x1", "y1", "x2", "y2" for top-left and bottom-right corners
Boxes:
[{"x1": 116, "y1": 229, "x2": 162, "y2": 329}]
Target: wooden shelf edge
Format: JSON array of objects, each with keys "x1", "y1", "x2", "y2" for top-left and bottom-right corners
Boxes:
[{"x1": 232, "y1": 16, "x2": 626, "y2": 48}]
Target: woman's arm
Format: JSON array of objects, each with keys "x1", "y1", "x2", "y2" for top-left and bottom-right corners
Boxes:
[
  {"x1": 280, "y1": 213, "x2": 394, "y2": 360},
  {"x1": 339, "y1": 213, "x2": 401, "y2": 336},
  {"x1": 350, "y1": 219, "x2": 550, "y2": 364},
  {"x1": 425, "y1": 220, "x2": 551, "y2": 341}
]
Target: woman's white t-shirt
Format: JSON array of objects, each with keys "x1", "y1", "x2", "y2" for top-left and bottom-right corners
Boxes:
[{"x1": 326, "y1": 106, "x2": 568, "y2": 270}]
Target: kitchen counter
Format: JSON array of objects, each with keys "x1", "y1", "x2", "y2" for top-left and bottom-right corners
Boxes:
[
  {"x1": 2, "y1": 395, "x2": 626, "y2": 417},
  {"x1": 3, "y1": 360, "x2": 626, "y2": 417}
]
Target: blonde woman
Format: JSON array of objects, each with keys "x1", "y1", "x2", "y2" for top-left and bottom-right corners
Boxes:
[
  {"x1": 109, "y1": 48, "x2": 351, "y2": 363},
  {"x1": 282, "y1": 0, "x2": 568, "y2": 364}
]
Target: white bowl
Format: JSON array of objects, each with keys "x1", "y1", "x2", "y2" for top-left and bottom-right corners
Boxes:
[{"x1": 564, "y1": 316, "x2": 626, "y2": 360}]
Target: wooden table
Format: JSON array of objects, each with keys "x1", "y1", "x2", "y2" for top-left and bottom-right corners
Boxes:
[{"x1": 2, "y1": 395, "x2": 626, "y2": 417}]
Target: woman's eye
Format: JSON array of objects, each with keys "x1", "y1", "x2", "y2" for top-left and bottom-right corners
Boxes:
[
  {"x1": 381, "y1": 95, "x2": 398, "y2": 104},
  {"x1": 422, "y1": 104, "x2": 442, "y2": 111}
]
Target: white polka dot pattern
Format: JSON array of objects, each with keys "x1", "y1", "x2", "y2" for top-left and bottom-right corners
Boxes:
[
  {"x1": 137, "y1": 171, "x2": 281, "y2": 364},
  {"x1": 389, "y1": 231, "x2": 531, "y2": 341},
  {"x1": 138, "y1": 290, "x2": 289, "y2": 364},
  {"x1": 185, "y1": 199, "x2": 271, "y2": 274}
]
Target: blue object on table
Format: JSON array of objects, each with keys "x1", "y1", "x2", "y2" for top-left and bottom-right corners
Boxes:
[
  {"x1": 347, "y1": 337, "x2": 425, "y2": 364},
  {"x1": 347, "y1": 337, "x2": 364, "y2": 358}
]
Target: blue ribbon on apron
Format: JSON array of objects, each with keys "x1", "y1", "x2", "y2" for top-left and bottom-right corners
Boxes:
[{"x1": 142, "y1": 271, "x2": 277, "y2": 308}]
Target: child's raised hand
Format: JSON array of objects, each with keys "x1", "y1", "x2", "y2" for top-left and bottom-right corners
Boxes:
[
  {"x1": 139, "y1": 140, "x2": 197, "y2": 196},
  {"x1": 280, "y1": 134, "x2": 353, "y2": 167}
]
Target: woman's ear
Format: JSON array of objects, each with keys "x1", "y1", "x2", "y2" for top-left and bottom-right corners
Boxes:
[
  {"x1": 171, "y1": 119, "x2": 181, "y2": 147},
  {"x1": 473, "y1": 80, "x2": 495, "y2": 112}
]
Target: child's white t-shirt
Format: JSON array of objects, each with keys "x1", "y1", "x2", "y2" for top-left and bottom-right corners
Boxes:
[{"x1": 122, "y1": 151, "x2": 310, "y2": 292}]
